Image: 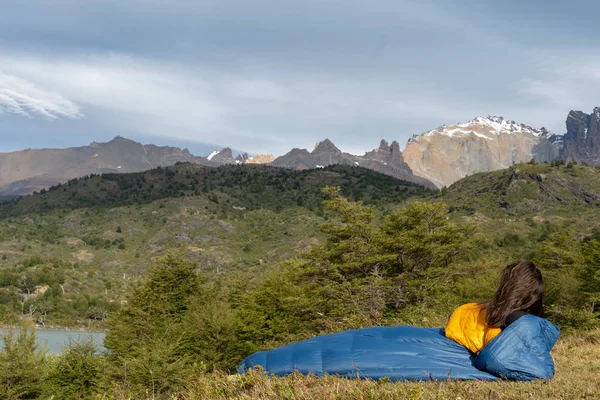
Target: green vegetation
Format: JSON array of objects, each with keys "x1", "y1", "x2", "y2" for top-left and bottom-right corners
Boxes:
[
  {"x1": 0, "y1": 163, "x2": 429, "y2": 218},
  {"x1": 0, "y1": 164, "x2": 429, "y2": 329},
  {"x1": 0, "y1": 326, "x2": 105, "y2": 399},
  {"x1": 0, "y1": 162, "x2": 599, "y2": 398}
]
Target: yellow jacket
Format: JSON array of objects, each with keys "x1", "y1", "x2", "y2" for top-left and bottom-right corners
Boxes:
[{"x1": 444, "y1": 303, "x2": 501, "y2": 353}]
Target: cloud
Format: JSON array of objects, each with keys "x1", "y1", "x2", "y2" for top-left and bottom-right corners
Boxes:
[
  {"x1": 0, "y1": 0, "x2": 600, "y2": 153},
  {"x1": 0, "y1": 47, "x2": 569, "y2": 155},
  {"x1": 0, "y1": 71, "x2": 83, "y2": 120},
  {"x1": 0, "y1": 0, "x2": 556, "y2": 155},
  {"x1": 517, "y1": 57, "x2": 600, "y2": 118},
  {"x1": 0, "y1": 51, "x2": 467, "y2": 154},
  {"x1": 2, "y1": 0, "x2": 598, "y2": 153}
]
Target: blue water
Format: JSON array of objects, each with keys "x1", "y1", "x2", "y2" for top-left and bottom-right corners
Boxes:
[{"x1": 0, "y1": 328, "x2": 106, "y2": 354}]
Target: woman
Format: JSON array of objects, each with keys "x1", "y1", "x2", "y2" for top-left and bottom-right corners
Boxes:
[
  {"x1": 239, "y1": 260, "x2": 557, "y2": 381},
  {"x1": 445, "y1": 260, "x2": 545, "y2": 353}
]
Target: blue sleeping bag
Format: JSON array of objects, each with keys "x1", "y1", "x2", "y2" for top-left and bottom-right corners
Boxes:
[{"x1": 238, "y1": 315, "x2": 559, "y2": 381}]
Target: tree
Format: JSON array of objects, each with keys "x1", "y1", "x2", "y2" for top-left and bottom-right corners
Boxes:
[
  {"x1": 105, "y1": 251, "x2": 204, "y2": 395},
  {"x1": 239, "y1": 192, "x2": 481, "y2": 346},
  {"x1": 581, "y1": 237, "x2": 600, "y2": 318},
  {"x1": 0, "y1": 325, "x2": 47, "y2": 399},
  {"x1": 105, "y1": 251, "x2": 202, "y2": 356},
  {"x1": 44, "y1": 337, "x2": 105, "y2": 399}
]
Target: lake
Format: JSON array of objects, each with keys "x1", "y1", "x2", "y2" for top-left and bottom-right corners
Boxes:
[{"x1": 0, "y1": 328, "x2": 106, "y2": 354}]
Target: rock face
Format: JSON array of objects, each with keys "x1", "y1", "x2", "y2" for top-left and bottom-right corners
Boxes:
[
  {"x1": 271, "y1": 138, "x2": 436, "y2": 188},
  {"x1": 561, "y1": 107, "x2": 600, "y2": 165},
  {"x1": 208, "y1": 147, "x2": 235, "y2": 164},
  {"x1": 403, "y1": 116, "x2": 559, "y2": 188},
  {"x1": 245, "y1": 154, "x2": 275, "y2": 164}
]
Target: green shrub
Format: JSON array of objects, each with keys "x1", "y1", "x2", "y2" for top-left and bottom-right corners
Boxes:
[
  {"x1": 44, "y1": 337, "x2": 105, "y2": 399},
  {"x1": 0, "y1": 325, "x2": 47, "y2": 399}
]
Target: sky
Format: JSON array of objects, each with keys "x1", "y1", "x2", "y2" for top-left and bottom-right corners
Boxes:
[{"x1": 1, "y1": 0, "x2": 600, "y2": 157}]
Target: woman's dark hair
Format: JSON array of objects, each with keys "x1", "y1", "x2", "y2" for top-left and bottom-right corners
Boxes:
[{"x1": 486, "y1": 260, "x2": 544, "y2": 328}]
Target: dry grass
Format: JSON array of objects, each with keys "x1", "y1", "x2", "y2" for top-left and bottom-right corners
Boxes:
[
  {"x1": 101, "y1": 331, "x2": 600, "y2": 399},
  {"x1": 175, "y1": 330, "x2": 600, "y2": 400}
]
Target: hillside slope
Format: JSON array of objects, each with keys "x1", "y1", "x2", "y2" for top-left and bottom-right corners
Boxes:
[
  {"x1": 0, "y1": 164, "x2": 430, "y2": 327},
  {"x1": 443, "y1": 162, "x2": 600, "y2": 217},
  {"x1": 0, "y1": 163, "x2": 431, "y2": 218}
]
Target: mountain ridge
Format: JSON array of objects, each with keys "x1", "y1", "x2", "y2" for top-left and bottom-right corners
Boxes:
[
  {"x1": 3, "y1": 106, "x2": 600, "y2": 195},
  {"x1": 403, "y1": 115, "x2": 561, "y2": 188}
]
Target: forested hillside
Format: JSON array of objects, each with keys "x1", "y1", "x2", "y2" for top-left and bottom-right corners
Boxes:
[
  {"x1": 0, "y1": 164, "x2": 430, "y2": 328},
  {"x1": 0, "y1": 161, "x2": 599, "y2": 398},
  {"x1": 0, "y1": 163, "x2": 427, "y2": 217}
]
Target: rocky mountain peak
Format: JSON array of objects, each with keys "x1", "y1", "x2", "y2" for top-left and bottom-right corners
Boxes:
[
  {"x1": 404, "y1": 115, "x2": 559, "y2": 188},
  {"x1": 107, "y1": 136, "x2": 137, "y2": 145},
  {"x1": 235, "y1": 153, "x2": 249, "y2": 164},
  {"x1": 562, "y1": 107, "x2": 600, "y2": 165},
  {"x1": 312, "y1": 139, "x2": 341, "y2": 154},
  {"x1": 566, "y1": 110, "x2": 589, "y2": 131},
  {"x1": 245, "y1": 154, "x2": 275, "y2": 164},
  {"x1": 208, "y1": 148, "x2": 234, "y2": 164},
  {"x1": 413, "y1": 116, "x2": 552, "y2": 145},
  {"x1": 378, "y1": 139, "x2": 389, "y2": 151}
]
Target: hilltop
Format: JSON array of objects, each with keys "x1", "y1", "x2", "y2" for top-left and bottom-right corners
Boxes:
[
  {"x1": 0, "y1": 164, "x2": 431, "y2": 328},
  {"x1": 0, "y1": 163, "x2": 430, "y2": 218},
  {"x1": 443, "y1": 161, "x2": 600, "y2": 217}
]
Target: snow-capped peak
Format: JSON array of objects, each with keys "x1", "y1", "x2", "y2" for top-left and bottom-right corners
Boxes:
[
  {"x1": 207, "y1": 150, "x2": 220, "y2": 160},
  {"x1": 414, "y1": 116, "x2": 551, "y2": 141}
]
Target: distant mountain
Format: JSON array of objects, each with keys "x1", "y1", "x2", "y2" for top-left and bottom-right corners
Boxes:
[
  {"x1": 5, "y1": 106, "x2": 600, "y2": 196},
  {"x1": 561, "y1": 107, "x2": 600, "y2": 165},
  {"x1": 0, "y1": 136, "x2": 221, "y2": 196},
  {"x1": 244, "y1": 154, "x2": 275, "y2": 164},
  {"x1": 0, "y1": 137, "x2": 281, "y2": 196},
  {"x1": 403, "y1": 116, "x2": 559, "y2": 188},
  {"x1": 271, "y1": 139, "x2": 436, "y2": 189},
  {"x1": 207, "y1": 147, "x2": 235, "y2": 164}
]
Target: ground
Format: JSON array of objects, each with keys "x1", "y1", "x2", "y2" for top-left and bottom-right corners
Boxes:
[{"x1": 174, "y1": 330, "x2": 600, "y2": 400}]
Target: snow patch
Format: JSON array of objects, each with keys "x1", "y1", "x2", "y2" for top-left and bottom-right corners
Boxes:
[
  {"x1": 416, "y1": 116, "x2": 549, "y2": 141},
  {"x1": 315, "y1": 165, "x2": 324, "y2": 169},
  {"x1": 117, "y1": 166, "x2": 122, "y2": 169},
  {"x1": 354, "y1": 161, "x2": 359, "y2": 166},
  {"x1": 207, "y1": 151, "x2": 220, "y2": 160}
]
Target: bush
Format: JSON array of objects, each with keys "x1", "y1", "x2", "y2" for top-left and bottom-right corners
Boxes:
[
  {"x1": 0, "y1": 325, "x2": 47, "y2": 399},
  {"x1": 105, "y1": 251, "x2": 205, "y2": 395},
  {"x1": 44, "y1": 337, "x2": 105, "y2": 398}
]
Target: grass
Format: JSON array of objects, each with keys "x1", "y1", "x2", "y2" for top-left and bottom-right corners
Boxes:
[{"x1": 98, "y1": 330, "x2": 600, "y2": 399}]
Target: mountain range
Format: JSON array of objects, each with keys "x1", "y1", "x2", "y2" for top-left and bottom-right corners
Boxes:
[{"x1": 2, "y1": 106, "x2": 600, "y2": 195}]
